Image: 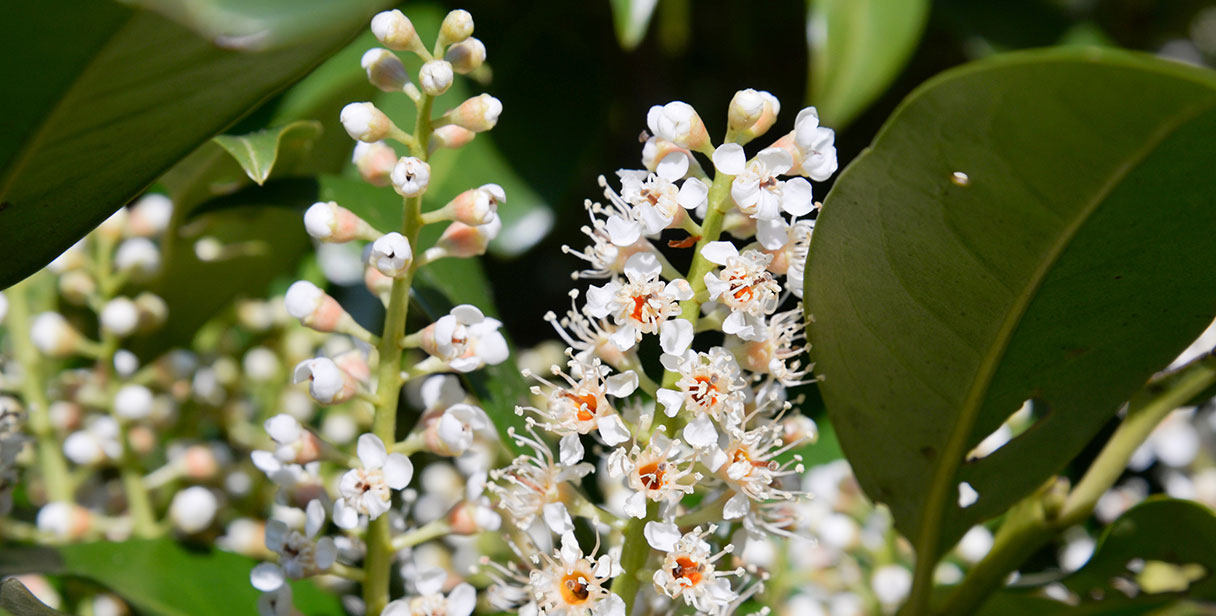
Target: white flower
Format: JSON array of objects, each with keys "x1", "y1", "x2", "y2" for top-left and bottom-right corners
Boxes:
[
  {"x1": 729, "y1": 147, "x2": 813, "y2": 220},
  {"x1": 647, "y1": 101, "x2": 708, "y2": 151},
  {"x1": 99, "y1": 297, "x2": 138, "y2": 338},
  {"x1": 333, "y1": 434, "x2": 413, "y2": 528},
  {"x1": 384, "y1": 567, "x2": 476, "y2": 616},
  {"x1": 517, "y1": 357, "x2": 635, "y2": 450},
  {"x1": 642, "y1": 136, "x2": 695, "y2": 180},
  {"x1": 656, "y1": 346, "x2": 747, "y2": 426},
  {"x1": 264, "y1": 414, "x2": 322, "y2": 465},
  {"x1": 370, "y1": 232, "x2": 413, "y2": 278},
  {"x1": 584, "y1": 253, "x2": 692, "y2": 351},
  {"x1": 420, "y1": 304, "x2": 509, "y2": 372},
  {"x1": 701, "y1": 242, "x2": 782, "y2": 341},
  {"x1": 30, "y1": 312, "x2": 82, "y2": 357},
  {"x1": 128, "y1": 193, "x2": 174, "y2": 236},
  {"x1": 727, "y1": 88, "x2": 780, "y2": 139},
  {"x1": 440, "y1": 9, "x2": 474, "y2": 44},
  {"x1": 646, "y1": 523, "x2": 739, "y2": 615},
  {"x1": 426, "y1": 403, "x2": 491, "y2": 456},
  {"x1": 445, "y1": 37, "x2": 486, "y2": 74},
  {"x1": 284, "y1": 280, "x2": 356, "y2": 334},
  {"x1": 528, "y1": 531, "x2": 624, "y2": 616},
  {"x1": 755, "y1": 216, "x2": 814, "y2": 298},
  {"x1": 445, "y1": 184, "x2": 504, "y2": 226},
  {"x1": 292, "y1": 357, "x2": 358, "y2": 405},
  {"x1": 264, "y1": 500, "x2": 337, "y2": 578},
  {"x1": 706, "y1": 423, "x2": 805, "y2": 520},
  {"x1": 489, "y1": 427, "x2": 593, "y2": 527},
  {"x1": 871, "y1": 565, "x2": 913, "y2": 606},
  {"x1": 607, "y1": 433, "x2": 698, "y2": 518},
  {"x1": 392, "y1": 156, "x2": 431, "y2": 198},
  {"x1": 729, "y1": 305, "x2": 811, "y2": 386},
  {"x1": 792, "y1": 107, "x2": 838, "y2": 181},
  {"x1": 599, "y1": 172, "x2": 705, "y2": 246},
  {"x1": 353, "y1": 141, "x2": 398, "y2": 186}
]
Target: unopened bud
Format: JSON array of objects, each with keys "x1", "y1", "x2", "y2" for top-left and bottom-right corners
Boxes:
[
  {"x1": 371, "y1": 9, "x2": 419, "y2": 52},
  {"x1": 333, "y1": 349, "x2": 371, "y2": 385},
  {"x1": 445, "y1": 37, "x2": 485, "y2": 74},
  {"x1": 446, "y1": 94, "x2": 502, "y2": 133},
  {"x1": 419, "y1": 60, "x2": 454, "y2": 96},
  {"x1": 391, "y1": 156, "x2": 431, "y2": 197},
  {"x1": 431, "y1": 125, "x2": 476, "y2": 151},
  {"x1": 304, "y1": 201, "x2": 378, "y2": 243},
  {"x1": 128, "y1": 193, "x2": 174, "y2": 237},
  {"x1": 114, "y1": 349, "x2": 140, "y2": 377},
  {"x1": 727, "y1": 88, "x2": 780, "y2": 141},
  {"x1": 114, "y1": 238, "x2": 161, "y2": 275},
  {"x1": 364, "y1": 264, "x2": 394, "y2": 300},
  {"x1": 30, "y1": 312, "x2": 83, "y2": 357},
  {"x1": 284, "y1": 281, "x2": 358, "y2": 335},
  {"x1": 439, "y1": 9, "x2": 474, "y2": 47},
  {"x1": 100, "y1": 297, "x2": 139, "y2": 337},
  {"x1": 243, "y1": 347, "x2": 280, "y2": 382},
  {"x1": 181, "y1": 445, "x2": 220, "y2": 480},
  {"x1": 340, "y1": 102, "x2": 392, "y2": 142},
  {"x1": 370, "y1": 232, "x2": 413, "y2": 278},
  {"x1": 37, "y1": 502, "x2": 92, "y2": 540},
  {"x1": 169, "y1": 486, "x2": 218, "y2": 533},
  {"x1": 58, "y1": 270, "x2": 96, "y2": 305},
  {"x1": 445, "y1": 184, "x2": 504, "y2": 226},
  {"x1": 293, "y1": 357, "x2": 358, "y2": 405},
  {"x1": 781, "y1": 415, "x2": 818, "y2": 445},
  {"x1": 361, "y1": 48, "x2": 409, "y2": 92},
  {"x1": 647, "y1": 101, "x2": 709, "y2": 151},
  {"x1": 133, "y1": 292, "x2": 168, "y2": 332},
  {"x1": 435, "y1": 215, "x2": 501, "y2": 258},
  {"x1": 352, "y1": 141, "x2": 397, "y2": 186},
  {"x1": 114, "y1": 384, "x2": 154, "y2": 420}
]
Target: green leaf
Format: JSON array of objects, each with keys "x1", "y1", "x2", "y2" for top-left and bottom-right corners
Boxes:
[
  {"x1": 213, "y1": 120, "x2": 323, "y2": 185},
  {"x1": 0, "y1": 540, "x2": 342, "y2": 616},
  {"x1": 805, "y1": 48, "x2": 1216, "y2": 566},
  {"x1": 0, "y1": 0, "x2": 382, "y2": 290},
  {"x1": 123, "y1": 0, "x2": 389, "y2": 51},
  {"x1": 0, "y1": 579, "x2": 65, "y2": 616},
  {"x1": 609, "y1": 0, "x2": 660, "y2": 51},
  {"x1": 807, "y1": 0, "x2": 929, "y2": 129}
]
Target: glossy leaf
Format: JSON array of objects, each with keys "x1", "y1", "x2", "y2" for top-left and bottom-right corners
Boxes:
[
  {"x1": 0, "y1": 540, "x2": 342, "y2": 616},
  {"x1": 806, "y1": 48, "x2": 1216, "y2": 564},
  {"x1": 0, "y1": 0, "x2": 382, "y2": 290},
  {"x1": 807, "y1": 0, "x2": 929, "y2": 128},
  {"x1": 0, "y1": 579, "x2": 64, "y2": 616},
  {"x1": 609, "y1": 0, "x2": 660, "y2": 51},
  {"x1": 125, "y1": 0, "x2": 389, "y2": 51},
  {"x1": 213, "y1": 120, "x2": 323, "y2": 185}
]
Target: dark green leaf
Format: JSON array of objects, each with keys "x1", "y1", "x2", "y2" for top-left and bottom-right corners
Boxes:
[
  {"x1": 0, "y1": 540, "x2": 342, "y2": 616},
  {"x1": 0, "y1": 579, "x2": 65, "y2": 616},
  {"x1": 213, "y1": 121, "x2": 323, "y2": 185},
  {"x1": 0, "y1": 0, "x2": 383, "y2": 290},
  {"x1": 807, "y1": 0, "x2": 929, "y2": 128},
  {"x1": 806, "y1": 48, "x2": 1216, "y2": 563},
  {"x1": 125, "y1": 0, "x2": 389, "y2": 51}
]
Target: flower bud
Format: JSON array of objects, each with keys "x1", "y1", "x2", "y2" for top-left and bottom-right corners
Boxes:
[
  {"x1": 444, "y1": 37, "x2": 485, "y2": 74},
  {"x1": 419, "y1": 60, "x2": 454, "y2": 96},
  {"x1": 370, "y1": 232, "x2": 413, "y2": 278},
  {"x1": 371, "y1": 9, "x2": 419, "y2": 52},
  {"x1": 364, "y1": 264, "x2": 394, "y2": 300},
  {"x1": 340, "y1": 102, "x2": 392, "y2": 142},
  {"x1": 128, "y1": 193, "x2": 174, "y2": 237},
  {"x1": 113, "y1": 349, "x2": 140, "y2": 378},
  {"x1": 37, "y1": 502, "x2": 92, "y2": 540},
  {"x1": 423, "y1": 403, "x2": 489, "y2": 456},
  {"x1": 30, "y1": 312, "x2": 83, "y2": 357},
  {"x1": 100, "y1": 297, "x2": 139, "y2": 337},
  {"x1": 133, "y1": 292, "x2": 168, "y2": 332},
  {"x1": 304, "y1": 201, "x2": 378, "y2": 243},
  {"x1": 446, "y1": 94, "x2": 502, "y2": 133},
  {"x1": 647, "y1": 101, "x2": 709, "y2": 151},
  {"x1": 445, "y1": 184, "x2": 504, "y2": 226},
  {"x1": 243, "y1": 347, "x2": 280, "y2": 382},
  {"x1": 727, "y1": 88, "x2": 780, "y2": 141},
  {"x1": 361, "y1": 48, "x2": 409, "y2": 92},
  {"x1": 49, "y1": 401, "x2": 82, "y2": 431},
  {"x1": 114, "y1": 384, "x2": 154, "y2": 420},
  {"x1": 181, "y1": 444, "x2": 220, "y2": 480},
  {"x1": 114, "y1": 238, "x2": 160, "y2": 275},
  {"x1": 293, "y1": 357, "x2": 358, "y2": 405},
  {"x1": 431, "y1": 125, "x2": 476, "y2": 151},
  {"x1": 284, "y1": 281, "x2": 356, "y2": 334},
  {"x1": 57, "y1": 270, "x2": 96, "y2": 305},
  {"x1": 391, "y1": 156, "x2": 431, "y2": 198},
  {"x1": 170, "y1": 486, "x2": 218, "y2": 533},
  {"x1": 435, "y1": 215, "x2": 501, "y2": 259},
  {"x1": 439, "y1": 9, "x2": 474, "y2": 47},
  {"x1": 352, "y1": 141, "x2": 397, "y2": 186}
]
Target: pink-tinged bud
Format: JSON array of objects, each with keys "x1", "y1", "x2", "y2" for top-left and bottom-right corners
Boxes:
[
  {"x1": 431, "y1": 125, "x2": 476, "y2": 151},
  {"x1": 370, "y1": 232, "x2": 413, "y2": 278},
  {"x1": 765, "y1": 247, "x2": 790, "y2": 276},
  {"x1": 782, "y1": 415, "x2": 819, "y2": 445},
  {"x1": 284, "y1": 281, "x2": 350, "y2": 333},
  {"x1": 333, "y1": 349, "x2": 371, "y2": 383},
  {"x1": 391, "y1": 156, "x2": 431, "y2": 198},
  {"x1": 30, "y1": 312, "x2": 83, "y2": 358},
  {"x1": 58, "y1": 270, "x2": 96, "y2": 305},
  {"x1": 37, "y1": 502, "x2": 92, "y2": 540},
  {"x1": 304, "y1": 201, "x2": 378, "y2": 243},
  {"x1": 364, "y1": 264, "x2": 394, "y2": 299},
  {"x1": 352, "y1": 141, "x2": 397, "y2": 186},
  {"x1": 371, "y1": 9, "x2": 419, "y2": 51},
  {"x1": 48, "y1": 401, "x2": 83, "y2": 431},
  {"x1": 340, "y1": 102, "x2": 392, "y2": 142},
  {"x1": 292, "y1": 357, "x2": 358, "y2": 405},
  {"x1": 129, "y1": 425, "x2": 157, "y2": 454},
  {"x1": 769, "y1": 132, "x2": 803, "y2": 174},
  {"x1": 419, "y1": 60, "x2": 454, "y2": 96},
  {"x1": 445, "y1": 184, "x2": 504, "y2": 226},
  {"x1": 182, "y1": 445, "x2": 220, "y2": 480},
  {"x1": 446, "y1": 94, "x2": 502, "y2": 133},
  {"x1": 647, "y1": 101, "x2": 709, "y2": 151},
  {"x1": 728, "y1": 88, "x2": 780, "y2": 141},
  {"x1": 435, "y1": 215, "x2": 501, "y2": 258},
  {"x1": 361, "y1": 48, "x2": 409, "y2": 92},
  {"x1": 445, "y1": 37, "x2": 485, "y2": 74},
  {"x1": 439, "y1": 9, "x2": 474, "y2": 46},
  {"x1": 447, "y1": 501, "x2": 481, "y2": 534}
]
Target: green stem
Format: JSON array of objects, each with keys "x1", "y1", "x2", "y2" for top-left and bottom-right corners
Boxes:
[
  {"x1": 938, "y1": 352, "x2": 1216, "y2": 615},
  {"x1": 615, "y1": 170, "x2": 733, "y2": 613},
  {"x1": 363, "y1": 91, "x2": 432, "y2": 616},
  {"x1": 5, "y1": 278, "x2": 72, "y2": 503},
  {"x1": 390, "y1": 519, "x2": 450, "y2": 551}
]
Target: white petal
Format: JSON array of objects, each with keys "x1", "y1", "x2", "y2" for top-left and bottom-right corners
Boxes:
[
  {"x1": 449, "y1": 356, "x2": 482, "y2": 372},
  {"x1": 637, "y1": 205, "x2": 670, "y2": 235},
  {"x1": 543, "y1": 502, "x2": 575, "y2": 535},
  {"x1": 623, "y1": 491, "x2": 648, "y2": 519},
  {"x1": 363, "y1": 492, "x2": 392, "y2": 520},
  {"x1": 416, "y1": 566, "x2": 447, "y2": 596},
  {"x1": 451, "y1": 304, "x2": 485, "y2": 324},
  {"x1": 702, "y1": 446, "x2": 728, "y2": 472},
  {"x1": 606, "y1": 216, "x2": 643, "y2": 247},
  {"x1": 712, "y1": 143, "x2": 746, "y2": 175},
  {"x1": 605, "y1": 371, "x2": 639, "y2": 397},
  {"x1": 264, "y1": 414, "x2": 300, "y2": 444},
  {"x1": 559, "y1": 433, "x2": 585, "y2": 466},
  {"x1": 677, "y1": 178, "x2": 708, "y2": 210},
  {"x1": 659, "y1": 319, "x2": 694, "y2": 355},
  {"x1": 646, "y1": 105, "x2": 663, "y2": 135},
  {"x1": 755, "y1": 218, "x2": 789, "y2": 250},
  {"x1": 357, "y1": 433, "x2": 388, "y2": 469},
  {"x1": 722, "y1": 310, "x2": 754, "y2": 338},
  {"x1": 757, "y1": 147, "x2": 793, "y2": 174},
  {"x1": 264, "y1": 520, "x2": 287, "y2": 553},
  {"x1": 700, "y1": 241, "x2": 738, "y2": 265},
  {"x1": 644, "y1": 521, "x2": 681, "y2": 552},
  {"x1": 682, "y1": 414, "x2": 718, "y2": 448},
  {"x1": 560, "y1": 531, "x2": 582, "y2": 563},
  {"x1": 655, "y1": 151, "x2": 689, "y2": 180},
  {"x1": 597, "y1": 415, "x2": 631, "y2": 446},
  {"x1": 624, "y1": 252, "x2": 661, "y2": 279},
  {"x1": 314, "y1": 537, "x2": 337, "y2": 570},
  {"x1": 656, "y1": 388, "x2": 684, "y2": 417},
  {"x1": 724, "y1": 492, "x2": 750, "y2": 519},
  {"x1": 781, "y1": 177, "x2": 814, "y2": 216},
  {"x1": 382, "y1": 453, "x2": 413, "y2": 489},
  {"x1": 251, "y1": 450, "x2": 282, "y2": 475},
  {"x1": 333, "y1": 498, "x2": 358, "y2": 529},
  {"x1": 305, "y1": 499, "x2": 325, "y2": 538},
  {"x1": 250, "y1": 562, "x2": 285, "y2": 592},
  {"x1": 610, "y1": 326, "x2": 637, "y2": 351},
  {"x1": 596, "y1": 593, "x2": 626, "y2": 616},
  {"x1": 448, "y1": 583, "x2": 477, "y2": 616},
  {"x1": 663, "y1": 279, "x2": 693, "y2": 301},
  {"x1": 420, "y1": 374, "x2": 464, "y2": 410}
]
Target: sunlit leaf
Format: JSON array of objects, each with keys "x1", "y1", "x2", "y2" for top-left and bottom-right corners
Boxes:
[{"x1": 213, "y1": 120, "x2": 323, "y2": 185}]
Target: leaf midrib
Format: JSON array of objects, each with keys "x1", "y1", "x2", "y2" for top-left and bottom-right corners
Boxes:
[{"x1": 912, "y1": 93, "x2": 1216, "y2": 572}]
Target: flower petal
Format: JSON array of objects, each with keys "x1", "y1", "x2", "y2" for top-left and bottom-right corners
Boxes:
[
  {"x1": 559, "y1": 433, "x2": 585, "y2": 466},
  {"x1": 659, "y1": 319, "x2": 694, "y2": 356},
  {"x1": 250, "y1": 562, "x2": 285, "y2": 592},
  {"x1": 382, "y1": 453, "x2": 414, "y2": 489},
  {"x1": 712, "y1": 143, "x2": 746, "y2": 175},
  {"x1": 356, "y1": 433, "x2": 387, "y2": 469},
  {"x1": 700, "y1": 241, "x2": 738, "y2": 265},
  {"x1": 644, "y1": 521, "x2": 681, "y2": 552},
  {"x1": 543, "y1": 502, "x2": 575, "y2": 535}
]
